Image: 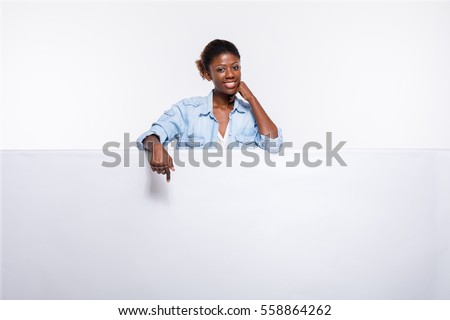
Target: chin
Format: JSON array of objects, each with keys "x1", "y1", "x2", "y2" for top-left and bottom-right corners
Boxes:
[{"x1": 226, "y1": 88, "x2": 239, "y2": 96}]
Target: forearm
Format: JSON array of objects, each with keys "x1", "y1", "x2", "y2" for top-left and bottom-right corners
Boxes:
[
  {"x1": 142, "y1": 134, "x2": 161, "y2": 151},
  {"x1": 246, "y1": 96, "x2": 278, "y2": 138}
]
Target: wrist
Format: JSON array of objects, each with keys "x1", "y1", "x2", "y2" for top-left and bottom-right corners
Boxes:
[
  {"x1": 246, "y1": 95, "x2": 257, "y2": 104},
  {"x1": 143, "y1": 135, "x2": 161, "y2": 151}
]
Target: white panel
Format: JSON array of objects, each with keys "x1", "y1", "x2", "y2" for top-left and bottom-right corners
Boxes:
[{"x1": 1, "y1": 149, "x2": 449, "y2": 299}]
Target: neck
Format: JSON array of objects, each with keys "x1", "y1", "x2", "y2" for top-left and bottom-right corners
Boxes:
[{"x1": 213, "y1": 89, "x2": 235, "y2": 109}]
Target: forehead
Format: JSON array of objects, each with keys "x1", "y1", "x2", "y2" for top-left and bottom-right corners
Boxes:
[{"x1": 210, "y1": 52, "x2": 240, "y2": 66}]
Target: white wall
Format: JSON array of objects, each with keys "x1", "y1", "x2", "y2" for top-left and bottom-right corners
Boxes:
[{"x1": 1, "y1": 1, "x2": 450, "y2": 150}]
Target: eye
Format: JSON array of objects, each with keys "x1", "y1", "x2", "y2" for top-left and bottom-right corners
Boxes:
[
  {"x1": 216, "y1": 67, "x2": 225, "y2": 73},
  {"x1": 233, "y1": 65, "x2": 240, "y2": 70}
]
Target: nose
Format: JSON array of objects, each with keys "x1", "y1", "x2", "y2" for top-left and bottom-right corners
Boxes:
[{"x1": 225, "y1": 67, "x2": 235, "y2": 79}]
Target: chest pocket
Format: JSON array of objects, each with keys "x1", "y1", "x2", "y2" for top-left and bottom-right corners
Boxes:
[
  {"x1": 183, "y1": 134, "x2": 205, "y2": 148},
  {"x1": 235, "y1": 133, "x2": 256, "y2": 146}
]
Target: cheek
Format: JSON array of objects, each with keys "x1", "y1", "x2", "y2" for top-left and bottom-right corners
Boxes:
[
  {"x1": 215, "y1": 76, "x2": 226, "y2": 84},
  {"x1": 211, "y1": 72, "x2": 221, "y2": 80}
]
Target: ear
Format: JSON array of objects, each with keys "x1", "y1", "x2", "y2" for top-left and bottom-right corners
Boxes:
[{"x1": 203, "y1": 71, "x2": 212, "y2": 81}]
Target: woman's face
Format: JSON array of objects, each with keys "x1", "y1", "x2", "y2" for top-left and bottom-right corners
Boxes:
[{"x1": 206, "y1": 52, "x2": 241, "y2": 96}]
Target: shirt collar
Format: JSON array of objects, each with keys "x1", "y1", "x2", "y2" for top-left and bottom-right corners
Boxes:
[{"x1": 199, "y1": 89, "x2": 248, "y2": 118}]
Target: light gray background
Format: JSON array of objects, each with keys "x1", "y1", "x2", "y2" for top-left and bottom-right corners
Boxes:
[{"x1": 1, "y1": 1, "x2": 450, "y2": 149}]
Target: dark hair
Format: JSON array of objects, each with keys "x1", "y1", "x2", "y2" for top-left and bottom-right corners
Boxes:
[{"x1": 195, "y1": 39, "x2": 240, "y2": 79}]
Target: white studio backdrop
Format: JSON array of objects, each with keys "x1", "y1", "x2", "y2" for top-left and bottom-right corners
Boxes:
[{"x1": 1, "y1": 0, "x2": 450, "y2": 150}]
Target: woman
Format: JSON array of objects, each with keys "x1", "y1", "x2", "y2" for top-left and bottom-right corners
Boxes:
[{"x1": 136, "y1": 39, "x2": 283, "y2": 182}]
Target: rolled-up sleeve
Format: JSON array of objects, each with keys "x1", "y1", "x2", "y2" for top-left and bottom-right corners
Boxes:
[
  {"x1": 255, "y1": 127, "x2": 283, "y2": 153},
  {"x1": 136, "y1": 103, "x2": 185, "y2": 150}
]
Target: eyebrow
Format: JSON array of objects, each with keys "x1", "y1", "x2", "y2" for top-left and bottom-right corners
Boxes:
[{"x1": 214, "y1": 61, "x2": 240, "y2": 68}]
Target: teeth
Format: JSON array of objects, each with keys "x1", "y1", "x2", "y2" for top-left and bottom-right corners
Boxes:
[{"x1": 224, "y1": 82, "x2": 236, "y2": 88}]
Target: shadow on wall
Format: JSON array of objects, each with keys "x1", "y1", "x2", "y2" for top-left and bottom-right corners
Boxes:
[{"x1": 144, "y1": 158, "x2": 171, "y2": 203}]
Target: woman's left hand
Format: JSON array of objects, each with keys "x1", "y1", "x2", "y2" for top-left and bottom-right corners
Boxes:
[
  {"x1": 228, "y1": 81, "x2": 255, "y2": 103},
  {"x1": 237, "y1": 81, "x2": 255, "y2": 102}
]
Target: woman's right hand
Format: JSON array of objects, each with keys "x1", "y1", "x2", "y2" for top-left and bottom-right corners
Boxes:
[
  {"x1": 143, "y1": 135, "x2": 175, "y2": 182},
  {"x1": 149, "y1": 143, "x2": 175, "y2": 182}
]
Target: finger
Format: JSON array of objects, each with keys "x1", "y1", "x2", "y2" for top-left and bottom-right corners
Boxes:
[
  {"x1": 152, "y1": 165, "x2": 163, "y2": 173},
  {"x1": 169, "y1": 157, "x2": 175, "y2": 171},
  {"x1": 165, "y1": 166, "x2": 171, "y2": 183}
]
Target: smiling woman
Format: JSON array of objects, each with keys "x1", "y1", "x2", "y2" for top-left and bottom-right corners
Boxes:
[{"x1": 136, "y1": 39, "x2": 283, "y2": 182}]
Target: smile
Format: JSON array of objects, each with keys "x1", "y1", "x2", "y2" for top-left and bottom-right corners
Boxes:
[{"x1": 223, "y1": 81, "x2": 237, "y2": 89}]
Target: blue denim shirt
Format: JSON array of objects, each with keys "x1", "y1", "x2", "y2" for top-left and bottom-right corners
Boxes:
[{"x1": 136, "y1": 90, "x2": 283, "y2": 153}]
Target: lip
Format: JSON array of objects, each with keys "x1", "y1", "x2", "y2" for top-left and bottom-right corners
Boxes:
[{"x1": 223, "y1": 81, "x2": 237, "y2": 89}]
